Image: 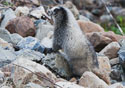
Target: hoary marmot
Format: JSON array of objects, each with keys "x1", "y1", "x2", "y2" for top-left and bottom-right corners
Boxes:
[{"x1": 48, "y1": 6, "x2": 98, "y2": 76}]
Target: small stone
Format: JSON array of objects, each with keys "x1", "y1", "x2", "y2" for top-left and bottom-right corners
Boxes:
[
  {"x1": 16, "y1": 49, "x2": 45, "y2": 62},
  {"x1": 99, "y1": 42, "x2": 120, "y2": 59},
  {"x1": 24, "y1": 82, "x2": 44, "y2": 88},
  {"x1": 17, "y1": 36, "x2": 45, "y2": 53},
  {"x1": 15, "y1": 6, "x2": 30, "y2": 16},
  {"x1": 10, "y1": 33, "x2": 23, "y2": 46},
  {"x1": 0, "y1": 28, "x2": 12, "y2": 43},
  {"x1": 0, "y1": 38, "x2": 14, "y2": 51},
  {"x1": 0, "y1": 47, "x2": 16, "y2": 67},
  {"x1": 56, "y1": 81, "x2": 84, "y2": 88},
  {"x1": 110, "y1": 58, "x2": 119, "y2": 66},
  {"x1": 79, "y1": 71, "x2": 108, "y2": 88},
  {"x1": 29, "y1": 6, "x2": 47, "y2": 19},
  {"x1": 108, "y1": 83, "x2": 124, "y2": 88},
  {"x1": 0, "y1": 8, "x2": 16, "y2": 28}
]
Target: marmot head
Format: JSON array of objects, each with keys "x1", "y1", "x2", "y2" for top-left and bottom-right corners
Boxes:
[{"x1": 48, "y1": 6, "x2": 68, "y2": 24}]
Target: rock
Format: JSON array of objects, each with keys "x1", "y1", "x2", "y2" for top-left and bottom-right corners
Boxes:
[
  {"x1": 79, "y1": 15, "x2": 90, "y2": 21},
  {"x1": 112, "y1": 8, "x2": 125, "y2": 17},
  {"x1": 15, "y1": 6, "x2": 30, "y2": 16},
  {"x1": 1, "y1": 58, "x2": 57, "y2": 88},
  {"x1": 110, "y1": 58, "x2": 119, "y2": 66},
  {"x1": 64, "y1": 1, "x2": 79, "y2": 20},
  {"x1": 1, "y1": 86, "x2": 11, "y2": 88},
  {"x1": 56, "y1": 81, "x2": 84, "y2": 88},
  {"x1": 0, "y1": 47, "x2": 16, "y2": 67},
  {"x1": 35, "y1": 24, "x2": 54, "y2": 41},
  {"x1": 0, "y1": 70, "x2": 4, "y2": 84},
  {"x1": 41, "y1": 37, "x2": 53, "y2": 48},
  {"x1": 78, "y1": 20, "x2": 104, "y2": 33},
  {"x1": 6, "y1": 16, "x2": 36, "y2": 37},
  {"x1": 93, "y1": 55, "x2": 111, "y2": 84},
  {"x1": 86, "y1": 32, "x2": 112, "y2": 52},
  {"x1": 42, "y1": 53, "x2": 72, "y2": 78},
  {"x1": 17, "y1": 36, "x2": 45, "y2": 53},
  {"x1": 0, "y1": 29, "x2": 12, "y2": 43},
  {"x1": 79, "y1": 71, "x2": 108, "y2": 88},
  {"x1": 99, "y1": 42, "x2": 120, "y2": 59},
  {"x1": 0, "y1": 38, "x2": 14, "y2": 51},
  {"x1": 100, "y1": 15, "x2": 112, "y2": 23},
  {"x1": 118, "y1": 39, "x2": 125, "y2": 70},
  {"x1": 24, "y1": 82, "x2": 44, "y2": 88},
  {"x1": 16, "y1": 49, "x2": 45, "y2": 62},
  {"x1": 10, "y1": 33, "x2": 23, "y2": 46},
  {"x1": 0, "y1": 8, "x2": 16, "y2": 28},
  {"x1": 110, "y1": 65, "x2": 125, "y2": 82},
  {"x1": 108, "y1": 83, "x2": 124, "y2": 88},
  {"x1": 80, "y1": 10, "x2": 95, "y2": 21},
  {"x1": 72, "y1": 0, "x2": 95, "y2": 9},
  {"x1": 13, "y1": 0, "x2": 40, "y2": 7},
  {"x1": 29, "y1": 6, "x2": 48, "y2": 19}
]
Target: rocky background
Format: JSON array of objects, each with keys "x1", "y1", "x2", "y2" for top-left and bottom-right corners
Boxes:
[{"x1": 0, "y1": 0, "x2": 125, "y2": 88}]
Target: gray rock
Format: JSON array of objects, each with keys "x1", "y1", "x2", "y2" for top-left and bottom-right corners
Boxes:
[
  {"x1": 79, "y1": 15, "x2": 90, "y2": 21},
  {"x1": 25, "y1": 83, "x2": 44, "y2": 88},
  {"x1": 10, "y1": 33, "x2": 23, "y2": 46},
  {"x1": 118, "y1": 39, "x2": 125, "y2": 70},
  {"x1": 16, "y1": 49, "x2": 45, "y2": 62},
  {"x1": 29, "y1": 6, "x2": 47, "y2": 19},
  {"x1": 17, "y1": 36, "x2": 45, "y2": 53},
  {"x1": 100, "y1": 15, "x2": 113, "y2": 23},
  {"x1": 99, "y1": 42, "x2": 120, "y2": 59},
  {"x1": 35, "y1": 24, "x2": 54, "y2": 41},
  {"x1": 110, "y1": 65, "x2": 125, "y2": 82},
  {"x1": 56, "y1": 81, "x2": 84, "y2": 88},
  {"x1": 40, "y1": 32, "x2": 53, "y2": 48},
  {"x1": 42, "y1": 53, "x2": 72, "y2": 78},
  {"x1": 0, "y1": 28, "x2": 12, "y2": 43},
  {"x1": 0, "y1": 47, "x2": 16, "y2": 67},
  {"x1": 15, "y1": 6, "x2": 30, "y2": 16},
  {"x1": 0, "y1": 8, "x2": 16, "y2": 28}
]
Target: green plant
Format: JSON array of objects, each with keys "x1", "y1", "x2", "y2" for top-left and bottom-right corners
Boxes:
[{"x1": 101, "y1": 16, "x2": 125, "y2": 35}]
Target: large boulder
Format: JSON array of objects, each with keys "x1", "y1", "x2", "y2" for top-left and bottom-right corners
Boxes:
[
  {"x1": 1, "y1": 58, "x2": 57, "y2": 88},
  {"x1": 86, "y1": 32, "x2": 112, "y2": 52},
  {"x1": 78, "y1": 20, "x2": 104, "y2": 33},
  {"x1": 79, "y1": 71, "x2": 109, "y2": 88},
  {"x1": 6, "y1": 16, "x2": 36, "y2": 37},
  {"x1": 93, "y1": 55, "x2": 111, "y2": 84}
]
